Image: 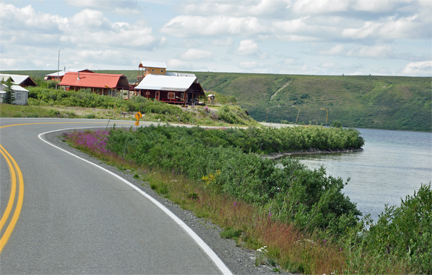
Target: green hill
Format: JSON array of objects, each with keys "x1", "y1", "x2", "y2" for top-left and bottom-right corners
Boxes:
[
  {"x1": 2, "y1": 70, "x2": 430, "y2": 131},
  {"x1": 194, "y1": 72, "x2": 431, "y2": 132}
]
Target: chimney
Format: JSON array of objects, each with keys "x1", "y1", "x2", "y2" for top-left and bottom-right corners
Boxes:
[{"x1": 78, "y1": 71, "x2": 80, "y2": 80}]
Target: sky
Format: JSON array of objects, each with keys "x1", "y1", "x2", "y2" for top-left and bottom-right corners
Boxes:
[{"x1": 0, "y1": 0, "x2": 431, "y2": 76}]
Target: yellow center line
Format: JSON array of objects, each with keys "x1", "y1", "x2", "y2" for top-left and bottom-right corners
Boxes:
[
  {"x1": 0, "y1": 147, "x2": 16, "y2": 231},
  {"x1": 0, "y1": 144, "x2": 23, "y2": 253},
  {"x1": 0, "y1": 121, "x2": 135, "y2": 129},
  {"x1": 0, "y1": 120, "x2": 136, "y2": 254}
]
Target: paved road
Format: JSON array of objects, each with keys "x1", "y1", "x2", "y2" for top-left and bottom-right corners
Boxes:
[{"x1": 0, "y1": 118, "x2": 229, "y2": 274}]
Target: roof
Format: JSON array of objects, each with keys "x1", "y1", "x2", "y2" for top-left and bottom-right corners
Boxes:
[
  {"x1": 0, "y1": 74, "x2": 36, "y2": 86},
  {"x1": 139, "y1": 61, "x2": 167, "y2": 69},
  {"x1": 59, "y1": 72, "x2": 128, "y2": 89},
  {"x1": 45, "y1": 69, "x2": 93, "y2": 77},
  {"x1": 166, "y1": 72, "x2": 196, "y2": 77},
  {"x1": 134, "y1": 74, "x2": 199, "y2": 92},
  {"x1": 0, "y1": 84, "x2": 29, "y2": 93}
]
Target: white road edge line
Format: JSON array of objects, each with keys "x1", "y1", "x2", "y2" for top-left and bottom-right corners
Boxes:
[{"x1": 38, "y1": 127, "x2": 233, "y2": 275}]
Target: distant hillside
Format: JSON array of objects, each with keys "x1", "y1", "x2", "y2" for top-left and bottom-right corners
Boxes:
[
  {"x1": 193, "y1": 72, "x2": 431, "y2": 132},
  {"x1": 2, "y1": 70, "x2": 430, "y2": 131}
]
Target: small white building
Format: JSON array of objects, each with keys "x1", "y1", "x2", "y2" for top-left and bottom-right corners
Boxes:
[
  {"x1": 0, "y1": 74, "x2": 37, "y2": 87},
  {"x1": 0, "y1": 84, "x2": 29, "y2": 105}
]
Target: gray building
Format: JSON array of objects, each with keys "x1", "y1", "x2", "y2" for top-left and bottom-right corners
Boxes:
[{"x1": 0, "y1": 84, "x2": 29, "y2": 105}]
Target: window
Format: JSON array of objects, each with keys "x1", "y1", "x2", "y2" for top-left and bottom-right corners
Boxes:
[
  {"x1": 168, "y1": 92, "x2": 175, "y2": 99},
  {"x1": 151, "y1": 69, "x2": 155, "y2": 72},
  {"x1": 15, "y1": 93, "x2": 21, "y2": 100},
  {"x1": 161, "y1": 69, "x2": 164, "y2": 73}
]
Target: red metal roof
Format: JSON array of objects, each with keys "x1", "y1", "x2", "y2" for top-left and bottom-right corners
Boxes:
[{"x1": 59, "y1": 72, "x2": 129, "y2": 89}]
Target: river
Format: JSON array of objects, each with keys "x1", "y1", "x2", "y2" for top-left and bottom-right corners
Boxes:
[{"x1": 289, "y1": 128, "x2": 432, "y2": 222}]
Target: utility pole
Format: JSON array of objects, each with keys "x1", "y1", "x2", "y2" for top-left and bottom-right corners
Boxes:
[
  {"x1": 57, "y1": 48, "x2": 63, "y2": 89},
  {"x1": 321, "y1": 108, "x2": 328, "y2": 126},
  {"x1": 292, "y1": 105, "x2": 300, "y2": 125},
  {"x1": 266, "y1": 108, "x2": 268, "y2": 122}
]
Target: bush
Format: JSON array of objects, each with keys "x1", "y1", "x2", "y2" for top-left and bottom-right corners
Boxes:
[
  {"x1": 105, "y1": 125, "x2": 363, "y2": 234},
  {"x1": 363, "y1": 183, "x2": 432, "y2": 273},
  {"x1": 331, "y1": 121, "x2": 342, "y2": 128}
]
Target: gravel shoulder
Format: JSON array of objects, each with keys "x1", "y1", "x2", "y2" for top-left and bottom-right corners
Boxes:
[{"x1": 44, "y1": 128, "x2": 292, "y2": 275}]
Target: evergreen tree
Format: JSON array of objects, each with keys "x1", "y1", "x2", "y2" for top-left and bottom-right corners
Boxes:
[{"x1": 1, "y1": 78, "x2": 15, "y2": 104}]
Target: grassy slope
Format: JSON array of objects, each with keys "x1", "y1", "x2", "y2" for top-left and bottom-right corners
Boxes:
[
  {"x1": 2, "y1": 70, "x2": 430, "y2": 131},
  {"x1": 194, "y1": 73, "x2": 431, "y2": 132}
]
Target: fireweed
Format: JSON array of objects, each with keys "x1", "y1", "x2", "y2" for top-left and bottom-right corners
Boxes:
[{"x1": 63, "y1": 130, "x2": 110, "y2": 155}]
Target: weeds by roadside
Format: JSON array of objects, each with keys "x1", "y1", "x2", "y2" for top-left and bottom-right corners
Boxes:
[{"x1": 63, "y1": 127, "x2": 429, "y2": 274}]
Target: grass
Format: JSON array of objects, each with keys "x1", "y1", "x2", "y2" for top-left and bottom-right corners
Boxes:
[
  {"x1": 0, "y1": 103, "x2": 78, "y2": 118},
  {"x1": 63, "y1": 128, "x2": 418, "y2": 274},
  {"x1": 1, "y1": 100, "x2": 259, "y2": 127}
]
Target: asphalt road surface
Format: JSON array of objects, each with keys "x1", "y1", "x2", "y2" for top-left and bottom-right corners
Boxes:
[{"x1": 0, "y1": 118, "x2": 231, "y2": 274}]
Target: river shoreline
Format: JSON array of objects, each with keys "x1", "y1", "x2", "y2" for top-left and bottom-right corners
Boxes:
[{"x1": 263, "y1": 148, "x2": 363, "y2": 160}]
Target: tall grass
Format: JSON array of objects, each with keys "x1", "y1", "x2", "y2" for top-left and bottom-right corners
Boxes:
[
  {"x1": 27, "y1": 86, "x2": 257, "y2": 125},
  {"x1": 63, "y1": 126, "x2": 429, "y2": 274}
]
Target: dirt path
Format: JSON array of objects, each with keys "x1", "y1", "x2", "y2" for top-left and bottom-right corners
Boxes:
[{"x1": 270, "y1": 80, "x2": 292, "y2": 101}]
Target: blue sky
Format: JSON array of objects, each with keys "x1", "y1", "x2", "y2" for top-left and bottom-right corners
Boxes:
[{"x1": 1, "y1": 0, "x2": 431, "y2": 76}]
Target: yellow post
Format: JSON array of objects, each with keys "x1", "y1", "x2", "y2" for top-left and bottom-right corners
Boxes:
[
  {"x1": 292, "y1": 105, "x2": 300, "y2": 125},
  {"x1": 321, "y1": 108, "x2": 328, "y2": 126}
]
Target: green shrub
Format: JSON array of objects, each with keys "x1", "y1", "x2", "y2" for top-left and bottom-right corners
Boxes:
[
  {"x1": 106, "y1": 125, "x2": 363, "y2": 234},
  {"x1": 364, "y1": 183, "x2": 431, "y2": 273}
]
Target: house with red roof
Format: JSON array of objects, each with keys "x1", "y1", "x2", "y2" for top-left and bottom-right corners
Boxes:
[{"x1": 58, "y1": 72, "x2": 129, "y2": 96}]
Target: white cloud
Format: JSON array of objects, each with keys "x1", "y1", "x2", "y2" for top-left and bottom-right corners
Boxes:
[
  {"x1": 401, "y1": 60, "x2": 432, "y2": 75},
  {"x1": 171, "y1": 1, "x2": 431, "y2": 45},
  {"x1": 290, "y1": 0, "x2": 350, "y2": 14},
  {"x1": 0, "y1": 3, "x2": 66, "y2": 32},
  {"x1": 211, "y1": 37, "x2": 233, "y2": 46},
  {"x1": 77, "y1": 50, "x2": 123, "y2": 60},
  {"x1": 346, "y1": 45, "x2": 393, "y2": 58},
  {"x1": 160, "y1": 16, "x2": 267, "y2": 37},
  {"x1": 320, "y1": 45, "x2": 345, "y2": 55},
  {"x1": 0, "y1": 3, "x2": 162, "y2": 50},
  {"x1": 68, "y1": 9, "x2": 112, "y2": 31},
  {"x1": 167, "y1": 59, "x2": 190, "y2": 69},
  {"x1": 66, "y1": 0, "x2": 141, "y2": 15},
  {"x1": 321, "y1": 44, "x2": 395, "y2": 59},
  {"x1": 239, "y1": 61, "x2": 258, "y2": 69},
  {"x1": 341, "y1": 14, "x2": 430, "y2": 41},
  {"x1": 0, "y1": 58, "x2": 19, "y2": 67},
  {"x1": 238, "y1": 39, "x2": 259, "y2": 55},
  {"x1": 181, "y1": 49, "x2": 213, "y2": 60},
  {"x1": 320, "y1": 62, "x2": 341, "y2": 68},
  {"x1": 180, "y1": 0, "x2": 291, "y2": 18},
  {"x1": 284, "y1": 58, "x2": 296, "y2": 64}
]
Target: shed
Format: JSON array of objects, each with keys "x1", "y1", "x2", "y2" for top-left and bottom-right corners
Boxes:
[
  {"x1": 137, "y1": 61, "x2": 167, "y2": 83},
  {"x1": 58, "y1": 72, "x2": 129, "y2": 96},
  {"x1": 0, "y1": 74, "x2": 37, "y2": 87},
  {"x1": 0, "y1": 84, "x2": 29, "y2": 105},
  {"x1": 134, "y1": 73, "x2": 205, "y2": 105}
]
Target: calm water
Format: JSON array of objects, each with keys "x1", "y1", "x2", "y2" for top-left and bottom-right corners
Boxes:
[{"x1": 289, "y1": 128, "x2": 432, "y2": 222}]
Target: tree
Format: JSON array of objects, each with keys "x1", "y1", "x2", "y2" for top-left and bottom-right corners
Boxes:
[{"x1": 1, "y1": 77, "x2": 15, "y2": 104}]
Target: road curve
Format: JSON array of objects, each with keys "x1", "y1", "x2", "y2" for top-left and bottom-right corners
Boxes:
[{"x1": 0, "y1": 118, "x2": 230, "y2": 274}]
